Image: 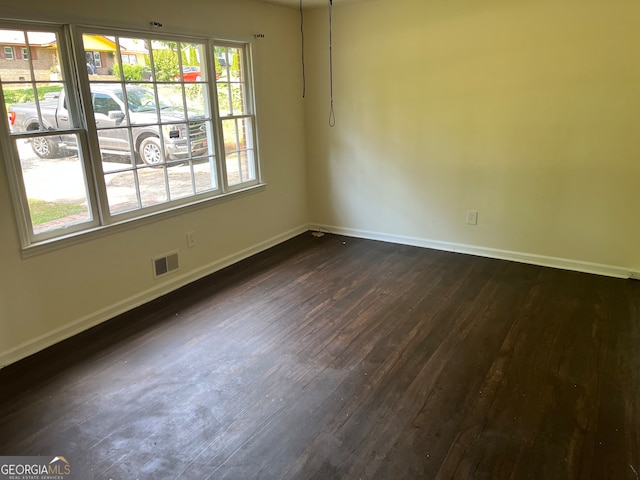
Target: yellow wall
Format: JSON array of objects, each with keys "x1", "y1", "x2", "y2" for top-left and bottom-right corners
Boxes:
[
  {"x1": 0, "y1": 0, "x2": 308, "y2": 365},
  {"x1": 305, "y1": 0, "x2": 640, "y2": 272}
]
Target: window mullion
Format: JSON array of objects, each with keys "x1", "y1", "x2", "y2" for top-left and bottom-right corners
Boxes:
[
  {"x1": 68, "y1": 25, "x2": 108, "y2": 226},
  {"x1": 207, "y1": 41, "x2": 227, "y2": 194}
]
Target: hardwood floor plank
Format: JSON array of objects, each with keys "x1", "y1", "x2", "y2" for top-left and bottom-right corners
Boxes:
[{"x1": 1, "y1": 233, "x2": 639, "y2": 479}]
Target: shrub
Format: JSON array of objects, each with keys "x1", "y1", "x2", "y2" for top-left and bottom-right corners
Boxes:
[{"x1": 113, "y1": 63, "x2": 147, "y2": 81}]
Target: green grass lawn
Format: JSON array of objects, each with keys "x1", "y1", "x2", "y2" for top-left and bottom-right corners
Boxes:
[
  {"x1": 3, "y1": 85, "x2": 64, "y2": 106},
  {"x1": 28, "y1": 199, "x2": 86, "y2": 226}
]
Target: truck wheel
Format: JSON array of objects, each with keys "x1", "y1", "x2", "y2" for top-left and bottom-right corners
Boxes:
[
  {"x1": 31, "y1": 136, "x2": 59, "y2": 159},
  {"x1": 139, "y1": 136, "x2": 163, "y2": 165}
]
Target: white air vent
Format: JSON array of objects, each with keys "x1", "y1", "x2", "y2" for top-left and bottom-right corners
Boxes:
[{"x1": 152, "y1": 251, "x2": 179, "y2": 278}]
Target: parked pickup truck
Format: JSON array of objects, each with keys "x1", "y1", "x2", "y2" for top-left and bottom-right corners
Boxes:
[{"x1": 8, "y1": 83, "x2": 208, "y2": 165}]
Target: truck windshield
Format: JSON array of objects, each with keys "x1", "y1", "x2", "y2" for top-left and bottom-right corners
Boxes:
[{"x1": 116, "y1": 88, "x2": 171, "y2": 113}]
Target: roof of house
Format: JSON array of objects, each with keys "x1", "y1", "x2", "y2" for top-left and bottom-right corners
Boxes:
[{"x1": 0, "y1": 32, "x2": 144, "y2": 54}]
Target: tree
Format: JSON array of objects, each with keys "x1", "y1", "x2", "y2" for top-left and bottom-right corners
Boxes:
[
  {"x1": 231, "y1": 51, "x2": 241, "y2": 78},
  {"x1": 153, "y1": 49, "x2": 179, "y2": 81}
]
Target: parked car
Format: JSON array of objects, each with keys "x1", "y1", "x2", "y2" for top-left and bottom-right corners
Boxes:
[
  {"x1": 181, "y1": 66, "x2": 201, "y2": 82},
  {"x1": 8, "y1": 84, "x2": 208, "y2": 164}
]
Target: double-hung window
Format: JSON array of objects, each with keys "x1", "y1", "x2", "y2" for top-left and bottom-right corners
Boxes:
[
  {"x1": 0, "y1": 22, "x2": 261, "y2": 251},
  {"x1": 3, "y1": 46, "x2": 14, "y2": 60}
]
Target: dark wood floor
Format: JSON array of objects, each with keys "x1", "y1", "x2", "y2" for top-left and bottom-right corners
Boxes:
[{"x1": 1, "y1": 233, "x2": 639, "y2": 479}]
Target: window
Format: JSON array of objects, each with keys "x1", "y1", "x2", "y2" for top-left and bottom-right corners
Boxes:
[
  {"x1": 85, "y1": 51, "x2": 102, "y2": 69},
  {"x1": 0, "y1": 23, "x2": 261, "y2": 249},
  {"x1": 3, "y1": 46, "x2": 14, "y2": 60},
  {"x1": 215, "y1": 44, "x2": 258, "y2": 186},
  {"x1": 121, "y1": 54, "x2": 137, "y2": 65},
  {"x1": 21, "y1": 47, "x2": 28, "y2": 60}
]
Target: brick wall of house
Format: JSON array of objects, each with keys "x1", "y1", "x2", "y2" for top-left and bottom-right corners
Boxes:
[{"x1": 0, "y1": 46, "x2": 57, "y2": 82}]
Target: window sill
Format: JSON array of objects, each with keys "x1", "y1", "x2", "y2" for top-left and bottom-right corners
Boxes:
[{"x1": 21, "y1": 183, "x2": 266, "y2": 259}]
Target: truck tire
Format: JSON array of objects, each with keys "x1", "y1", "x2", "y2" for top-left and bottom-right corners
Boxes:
[
  {"x1": 139, "y1": 136, "x2": 163, "y2": 165},
  {"x1": 31, "y1": 135, "x2": 60, "y2": 159}
]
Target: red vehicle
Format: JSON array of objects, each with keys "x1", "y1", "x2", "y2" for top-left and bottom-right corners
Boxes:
[{"x1": 181, "y1": 66, "x2": 202, "y2": 82}]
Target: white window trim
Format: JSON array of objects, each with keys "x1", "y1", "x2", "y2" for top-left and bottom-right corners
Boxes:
[
  {"x1": 213, "y1": 41, "x2": 261, "y2": 193},
  {"x1": 0, "y1": 21, "x2": 264, "y2": 255},
  {"x1": 4, "y1": 45, "x2": 14, "y2": 60},
  {"x1": 21, "y1": 46, "x2": 28, "y2": 59}
]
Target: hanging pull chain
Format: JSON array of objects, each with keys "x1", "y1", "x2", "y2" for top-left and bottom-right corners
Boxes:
[
  {"x1": 300, "y1": 0, "x2": 306, "y2": 98},
  {"x1": 328, "y1": 0, "x2": 336, "y2": 127}
]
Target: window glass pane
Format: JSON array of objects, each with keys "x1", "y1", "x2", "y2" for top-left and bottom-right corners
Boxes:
[
  {"x1": 194, "y1": 157, "x2": 217, "y2": 193},
  {"x1": 217, "y1": 83, "x2": 230, "y2": 117},
  {"x1": 161, "y1": 122, "x2": 186, "y2": 161},
  {"x1": 222, "y1": 117, "x2": 256, "y2": 186},
  {"x1": 93, "y1": 91, "x2": 122, "y2": 118},
  {"x1": 98, "y1": 128, "x2": 135, "y2": 171},
  {"x1": 4, "y1": 82, "x2": 37, "y2": 131},
  {"x1": 117, "y1": 38, "x2": 150, "y2": 81},
  {"x1": 124, "y1": 83, "x2": 158, "y2": 124},
  {"x1": 2, "y1": 47, "x2": 22, "y2": 79},
  {"x1": 152, "y1": 43, "x2": 180, "y2": 82},
  {"x1": 229, "y1": 83, "x2": 248, "y2": 115},
  {"x1": 157, "y1": 83, "x2": 186, "y2": 121},
  {"x1": 81, "y1": 34, "x2": 116, "y2": 77},
  {"x1": 105, "y1": 170, "x2": 140, "y2": 214},
  {"x1": 222, "y1": 117, "x2": 253, "y2": 151},
  {"x1": 188, "y1": 119, "x2": 210, "y2": 157},
  {"x1": 185, "y1": 83, "x2": 207, "y2": 117},
  {"x1": 167, "y1": 162, "x2": 195, "y2": 200},
  {"x1": 138, "y1": 166, "x2": 168, "y2": 207},
  {"x1": 226, "y1": 150, "x2": 256, "y2": 187},
  {"x1": 180, "y1": 42, "x2": 205, "y2": 82},
  {"x1": 228, "y1": 47, "x2": 242, "y2": 80},
  {"x1": 1, "y1": 30, "x2": 57, "y2": 83},
  {"x1": 138, "y1": 134, "x2": 165, "y2": 165},
  {"x1": 214, "y1": 46, "x2": 229, "y2": 81},
  {"x1": 14, "y1": 133, "x2": 92, "y2": 234}
]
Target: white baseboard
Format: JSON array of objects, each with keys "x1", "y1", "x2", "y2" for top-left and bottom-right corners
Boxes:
[
  {"x1": 3, "y1": 223, "x2": 630, "y2": 368},
  {"x1": 311, "y1": 224, "x2": 631, "y2": 279},
  {"x1": 0, "y1": 224, "x2": 309, "y2": 368}
]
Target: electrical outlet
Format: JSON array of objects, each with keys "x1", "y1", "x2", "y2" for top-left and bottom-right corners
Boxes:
[
  {"x1": 466, "y1": 210, "x2": 478, "y2": 225},
  {"x1": 186, "y1": 231, "x2": 196, "y2": 248}
]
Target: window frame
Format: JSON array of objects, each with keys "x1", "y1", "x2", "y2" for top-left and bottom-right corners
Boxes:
[
  {"x1": 213, "y1": 41, "x2": 261, "y2": 192},
  {"x1": 0, "y1": 21, "x2": 263, "y2": 255},
  {"x1": 21, "y1": 46, "x2": 28, "y2": 60},
  {"x1": 4, "y1": 45, "x2": 14, "y2": 60},
  {"x1": 0, "y1": 22, "x2": 101, "y2": 246}
]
